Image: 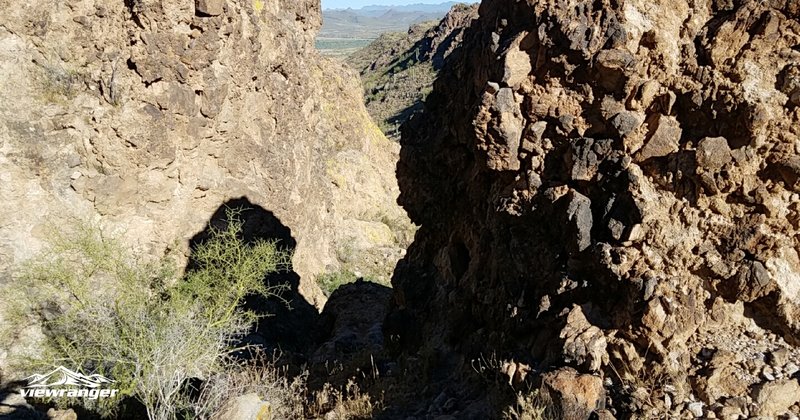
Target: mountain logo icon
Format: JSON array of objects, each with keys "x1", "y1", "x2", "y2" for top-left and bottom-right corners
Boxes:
[{"x1": 22, "y1": 366, "x2": 115, "y2": 389}]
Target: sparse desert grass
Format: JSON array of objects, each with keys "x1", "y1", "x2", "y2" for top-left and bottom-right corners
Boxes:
[
  {"x1": 471, "y1": 353, "x2": 557, "y2": 420},
  {"x1": 378, "y1": 212, "x2": 417, "y2": 248},
  {"x1": 36, "y1": 62, "x2": 82, "y2": 104},
  {"x1": 309, "y1": 380, "x2": 378, "y2": 420},
  {"x1": 348, "y1": 28, "x2": 438, "y2": 140},
  {"x1": 504, "y1": 390, "x2": 555, "y2": 420},
  {"x1": 189, "y1": 352, "x2": 307, "y2": 419},
  {"x1": 192, "y1": 351, "x2": 381, "y2": 419},
  {"x1": 607, "y1": 351, "x2": 685, "y2": 416}
]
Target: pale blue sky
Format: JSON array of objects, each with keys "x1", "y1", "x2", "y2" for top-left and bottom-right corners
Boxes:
[{"x1": 323, "y1": 0, "x2": 454, "y2": 9}]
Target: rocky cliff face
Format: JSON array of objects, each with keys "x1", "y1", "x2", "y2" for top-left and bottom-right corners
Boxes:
[
  {"x1": 0, "y1": 0, "x2": 408, "y2": 366},
  {"x1": 394, "y1": 0, "x2": 800, "y2": 416}
]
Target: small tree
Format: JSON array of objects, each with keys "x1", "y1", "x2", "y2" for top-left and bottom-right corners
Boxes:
[{"x1": 12, "y1": 211, "x2": 290, "y2": 419}]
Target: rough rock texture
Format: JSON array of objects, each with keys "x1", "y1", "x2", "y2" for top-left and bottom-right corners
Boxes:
[
  {"x1": 0, "y1": 0, "x2": 408, "y2": 370},
  {"x1": 394, "y1": 0, "x2": 800, "y2": 416},
  {"x1": 541, "y1": 367, "x2": 605, "y2": 419},
  {"x1": 752, "y1": 378, "x2": 800, "y2": 417}
]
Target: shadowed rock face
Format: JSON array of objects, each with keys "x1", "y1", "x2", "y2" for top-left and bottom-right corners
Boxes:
[{"x1": 393, "y1": 0, "x2": 800, "y2": 416}]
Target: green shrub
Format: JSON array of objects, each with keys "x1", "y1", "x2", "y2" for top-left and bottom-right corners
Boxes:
[
  {"x1": 12, "y1": 211, "x2": 290, "y2": 420},
  {"x1": 316, "y1": 270, "x2": 360, "y2": 297}
]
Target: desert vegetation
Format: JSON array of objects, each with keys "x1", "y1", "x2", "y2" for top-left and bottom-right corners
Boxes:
[
  {"x1": 347, "y1": 3, "x2": 478, "y2": 140},
  {"x1": 4, "y1": 213, "x2": 380, "y2": 419},
  {"x1": 316, "y1": 270, "x2": 372, "y2": 297},
  {"x1": 6, "y1": 212, "x2": 287, "y2": 418}
]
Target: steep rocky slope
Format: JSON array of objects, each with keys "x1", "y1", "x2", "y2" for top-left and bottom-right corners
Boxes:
[
  {"x1": 0, "y1": 0, "x2": 408, "y2": 370},
  {"x1": 348, "y1": 3, "x2": 478, "y2": 139},
  {"x1": 393, "y1": 0, "x2": 800, "y2": 417}
]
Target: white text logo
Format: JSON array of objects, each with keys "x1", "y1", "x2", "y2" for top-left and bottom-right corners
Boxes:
[{"x1": 20, "y1": 366, "x2": 119, "y2": 400}]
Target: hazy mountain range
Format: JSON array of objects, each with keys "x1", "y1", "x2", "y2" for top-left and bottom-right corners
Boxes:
[
  {"x1": 320, "y1": 2, "x2": 473, "y2": 39},
  {"x1": 327, "y1": 2, "x2": 464, "y2": 14}
]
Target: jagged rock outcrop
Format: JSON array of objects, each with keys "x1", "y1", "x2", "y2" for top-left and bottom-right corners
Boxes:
[
  {"x1": 394, "y1": 0, "x2": 800, "y2": 417},
  {"x1": 0, "y1": 0, "x2": 408, "y2": 370}
]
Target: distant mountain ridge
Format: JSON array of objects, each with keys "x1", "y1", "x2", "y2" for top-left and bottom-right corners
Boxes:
[
  {"x1": 320, "y1": 2, "x2": 476, "y2": 39},
  {"x1": 328, "y1": 2, "x2": 463, "y2": 14}
]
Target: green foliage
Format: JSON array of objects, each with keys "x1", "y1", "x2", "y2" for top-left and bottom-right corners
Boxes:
[
  {"x1": 315, "y1": 269, "x2": 385, "y2": 297},
  {"x1": 316, "y1": 270, "x2": 361, "y2": 297},
  {"x1": 13, "y1": 212, "x2": 290, "y2": 420},
  {"x1": 378, "y1": 212, "x2": 417, "y2": 248}
]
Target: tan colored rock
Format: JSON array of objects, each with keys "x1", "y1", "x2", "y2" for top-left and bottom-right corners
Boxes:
[
  {"x1": 391, "y1": 0, "x2": 800, "y2": 416},
  {"x1": 0, "y1": 0, "x2": 408, "y2": 374},
  {"x1": 610, "y1": 111, "x2": 644, "y2": 137},
  {"x1": 501, "y1": 32, "x2": 533, "y2": 88},
  {"x1": 541, "y1": 367, "x2": 605, "y2": 419},
  {"x1": 697, "y1": 350, "x2": 748, "y2": 402},
  {"x1": 752, "y1": 379, "x2": 800, "y2": 417},
  {"x1": 560, "y1": 305, "x2": 607, "y2": 372},
  {"x1": 636, "y1": 114, "x2": 681, "y2": 161},
  {"x1": 495, "y1": 88, "x2": 523, "y2": 171},
  {"x1": 0, "y1": 392, "x2": 31, "y2": 416},
  {"x1": 607, "y1": 337, "x2": 643, "y2": 381},
  {"x1": 196, "y1": 0, "x2": 225, "y2": 16},
  {"x1": 695, "y1": 137, "x2": 732, "y2": 172},
  {"x1": 775, "y1": 156, "x2": 800, "y2": 191},
  {"x1": 157, "y1": 83, "x2": 199, "y2": 117},
  {"x1": 730, "y1": 260, "x2": 775, "y2": 302},
  {"x1": 593, "y1": 409, "x2": 616, "y2": 420},
  {"x1": 47, "y1": 408, "x2": 78, "y2": 420},
  {"x1": 780, "y1": 64, "x2": 800, "y2": 106}
]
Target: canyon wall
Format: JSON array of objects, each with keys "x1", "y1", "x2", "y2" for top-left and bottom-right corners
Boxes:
[{"x1": 0, "y1": 0, "x2": 407, "y2": 367}]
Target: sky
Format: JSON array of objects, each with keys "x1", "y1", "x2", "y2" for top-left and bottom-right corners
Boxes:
[{"x1": 322, "y1": 0, "x2": 454, "y2": 10}]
